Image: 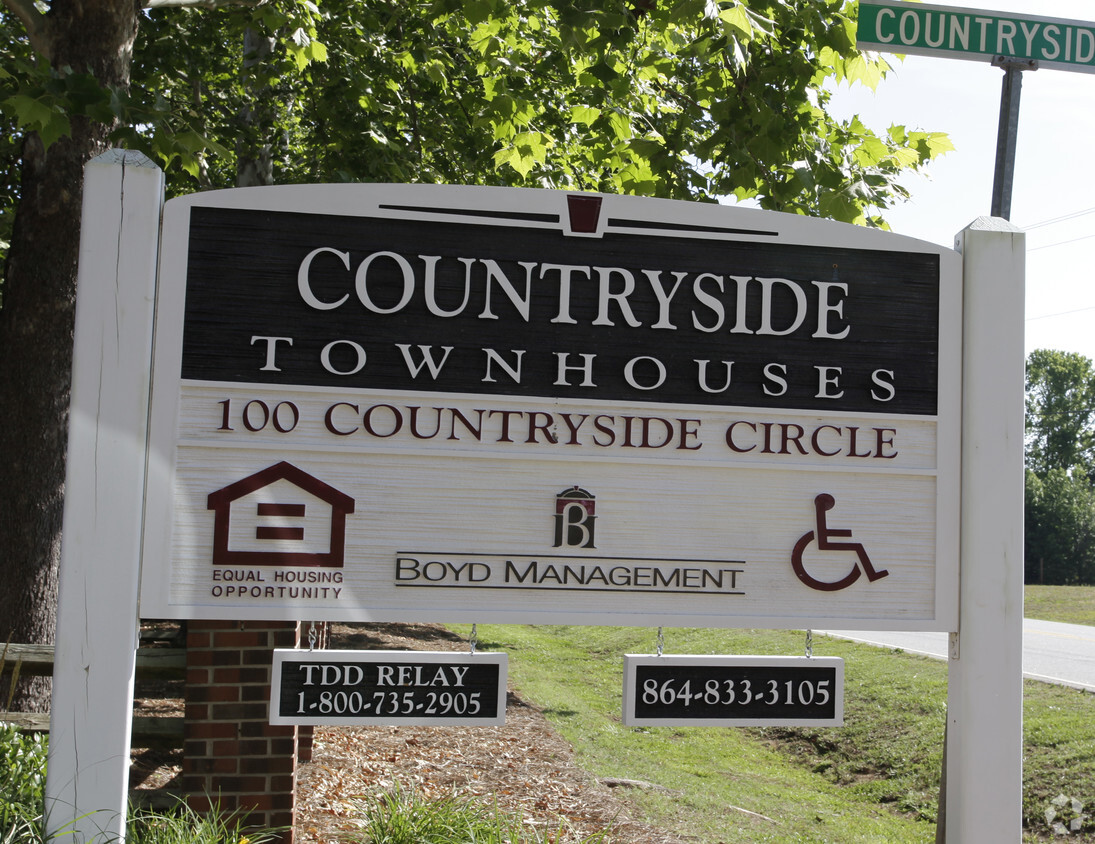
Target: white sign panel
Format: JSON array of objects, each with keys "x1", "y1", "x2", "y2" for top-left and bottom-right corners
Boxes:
[{"x1": 140, "y1": 184, "x2": 960, "y2": 630}]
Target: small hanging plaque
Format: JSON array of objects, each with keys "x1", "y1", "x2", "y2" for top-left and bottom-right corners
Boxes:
[
  {"x1": 270, "y1": 649, "x2": 507, "y2": 726},
  {"x1": 622, "y1": 654, "x2": 844, "y2": 727}
]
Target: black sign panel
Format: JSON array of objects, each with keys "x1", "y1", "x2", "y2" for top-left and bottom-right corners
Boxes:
[
  {"x1": 270, "y1": 650, "x2": 507, "y2": 726},
  {"x1": 622, "y1": 655, "x2": 843, "y2": 726},
  {"x1": 181, "y1": 206, "x2": 939, "y2": 414}
]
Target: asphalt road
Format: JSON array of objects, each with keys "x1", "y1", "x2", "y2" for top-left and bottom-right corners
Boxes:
[{"x1": 820, "y1": 619, "x2": 1095, "y2": 692}]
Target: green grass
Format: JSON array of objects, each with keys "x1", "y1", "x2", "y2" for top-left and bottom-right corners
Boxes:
[
  {"x1": 0, "y1": 720, "x2": 282, "y2": 844},
  {"x1": 346, "y1": 786, "x2": 609, "y2": 843},
  {"x1": 453, "y1": 624, "x2": 1095, "y2": 842},
  {"x1": 1025, "y1": 584, "x2": 1095, "y2": 625}
]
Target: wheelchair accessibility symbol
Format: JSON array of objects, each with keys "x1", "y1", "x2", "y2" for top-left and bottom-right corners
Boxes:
[{"x1": 791, "y1": 493, "x2": 888, "y2": 592}]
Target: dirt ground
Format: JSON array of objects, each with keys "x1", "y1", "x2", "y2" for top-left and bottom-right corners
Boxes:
[
  {"x1": 294, "y1": 622, "x2": 688, "y2": 843},
  {"x1": 130, "y1": 622, "x2": 688, "y2": 844}
]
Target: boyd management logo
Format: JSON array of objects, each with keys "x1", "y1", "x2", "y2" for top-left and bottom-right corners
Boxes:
[{"x1": 554, "y1": 487, "x2": 596, "y2": 549}]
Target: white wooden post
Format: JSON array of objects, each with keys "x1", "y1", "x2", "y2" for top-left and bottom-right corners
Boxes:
[
  {"x1": 946, "y1": 217, "x2": 1026, "y2": 841},
  {"x1": 45, "y1": 150, "x2": 164, "y2": 842}
]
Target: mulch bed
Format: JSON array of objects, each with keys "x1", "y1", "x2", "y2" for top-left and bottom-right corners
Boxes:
[
  {"x1": 130, "y1": 621, "x2": 688, "y2": 843},
  {"x1": 294, "y1": 623, "x2": 688, "y2": 843}
]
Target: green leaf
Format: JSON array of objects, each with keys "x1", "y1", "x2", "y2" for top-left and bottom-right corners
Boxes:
[{"x1": 570, "y1": 106, "x2": 601, "y2": 126}]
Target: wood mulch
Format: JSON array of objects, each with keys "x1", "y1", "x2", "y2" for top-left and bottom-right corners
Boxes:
[
  {"x1": 294, "y1": 623, "x2": 688, "y2": 843},
  {"x1": 130, "y1": 622, "x2": 688, "y2": 843}
]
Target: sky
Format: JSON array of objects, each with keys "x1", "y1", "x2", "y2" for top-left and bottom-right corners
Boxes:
[{"x1": 825, "y1": 0, "x2": 1095, "y2": 362}]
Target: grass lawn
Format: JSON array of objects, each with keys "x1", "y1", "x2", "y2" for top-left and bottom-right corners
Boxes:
[
  {"x1": 452, "y1": 623, "x2": 1095, "y2": 842},
  {"x1": 1025, "y1": 585, "x2": 1095, "y2": 626}
]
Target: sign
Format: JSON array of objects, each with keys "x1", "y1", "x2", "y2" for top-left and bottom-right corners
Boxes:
[
  {"x1": 858, "y1": 1, "x2": 1095, "y2": 73},
  {"x1": 622, "y1": 655, "x2": 844, "y2": 727},
  {"x1": 269, "y1": 649, "x2": 507, "y2": 726},
  {"x1": 139, "y1": 184, "x2": 960, "y2": 630}
]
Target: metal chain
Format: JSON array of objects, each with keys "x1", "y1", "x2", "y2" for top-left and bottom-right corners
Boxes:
[
  {"x1": 308, "y1": 621, "x2": 317, "y2": 652},
  {"x1": 656, "y1": 626, "x2": 665, "y2": 657},
  {"x1": 805, "y1": 629, "x2": 813, "y2": 659},
  {"x1": 469, "y1": 623, "x2": 478, "y2": 655}
]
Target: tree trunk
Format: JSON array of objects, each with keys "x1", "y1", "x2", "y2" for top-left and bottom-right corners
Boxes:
[{"x1": 0, "y1": 0, "x2": 139, "y2": 711}]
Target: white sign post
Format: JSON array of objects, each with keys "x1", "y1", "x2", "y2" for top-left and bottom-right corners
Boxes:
[
  {"x1": 946, "y1": 218, "x2": 1026, "y2": 841},
  {"x1": 45, "y1": 150, "x2": 164, "y2": 842}
]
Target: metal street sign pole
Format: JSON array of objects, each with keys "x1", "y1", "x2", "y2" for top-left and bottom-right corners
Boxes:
[
  {"x1": 858, "y1": 0, "x2": 1095, "y2": 219},
  {"x1": 990, "y1": 58, "x2": 1036, "y2": 220}
]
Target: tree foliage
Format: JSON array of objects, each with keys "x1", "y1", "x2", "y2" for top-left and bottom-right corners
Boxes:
[
  {"x1": 1, "y1": 0, "x2": 954, "y2": 222},
  {"x1": 1026, "y1": 348, "x2": 1095, "y2": 481},
  {"x1": 1025, "y1": 469, "x2": 1095, "y2": 586},
  {"x1": 1025, "y1": 349, "x2": 1095, "y2": 585},
  {"x1": 0, "y1": 0, "x2": 954, "y2": 709}
]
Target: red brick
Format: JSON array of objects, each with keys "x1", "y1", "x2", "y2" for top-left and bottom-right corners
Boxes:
[
  {"x1": 241, "y1": 684, "x2": 271, "y2": 702},
  {"x1": 185, "y1": 793, "x2": 214, "y2": 813},
  {"x1": 185, "y1": 756, "x2": 238, "y2": 775},
  {"x1": 239, "y1": 794, "x2": 277, "y2": 812},
  {"x1": 269, "y1": 775, "x2": 296, "y2": 793},
  {"x1": 213, "y1": 667, "x2": 242, "y2": 684},
  {"x1": 211, "y1": 740, "x2": 240, "y2": 756},
  {"x1": 269, "y1": 737, "x2": 297, "y2": 755},
  {"x1": 185, "y1": 721, "x2": 238, "y2": 739},
  {"x1": 211, "y1": 702, "x2": 267, "y2": 721},
  {"x1": 186, "y1": 650, "x2": 214, "y2": 667},
  {"x1": 212, "y1": 630, "x2": 265, "y2": 648},
  {"x1": 186, "y1": 668, "x2": 211, "y2": 685},
  {"x1": 241, "y1": 756, "x2": 294, "y2": 774},
  {"x1": 186, "y1": 631, "x2": 211, "y2": 649},
  {"x1": 189, "y1": 685, "x2": 241, "y2": 703},
  {"x1": 238, "y1": 739, "x2": 270, "y2": 755}
]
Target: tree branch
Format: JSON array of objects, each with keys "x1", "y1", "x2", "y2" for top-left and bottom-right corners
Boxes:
[
  {"x1": 3, "y1": 0, "x2": 51, "y2": 61},
  {"x1": 143, "y1": 0, "x2": 262, "y2": 10}
]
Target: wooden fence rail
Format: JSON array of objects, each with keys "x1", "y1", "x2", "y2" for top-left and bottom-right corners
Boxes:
[{"x1": 1, "y1": 642, "x2": 185, "y2": 746}]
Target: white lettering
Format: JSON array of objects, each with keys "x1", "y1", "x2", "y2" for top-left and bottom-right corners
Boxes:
[
  {"x1": 355, "y1": 251, "x2": 415, "y2": 314},
  {"x1": 593, "y1": 267, "x2": 643, "y2": 327},
  {"x1": 624, "y1": 356, "x2": 667, "y2": 391},
  {"x1": 811, "y1": 281, "x2": 850, "y2": 339},
  {"x1": 321, "y1": 340, "x2": 367, "y2": 376},
  {"x1": 298, "y1": 247, "x2": 350, "y2": 310},
  {"x1": 756, "y1": 277, "x2": 808, "y2": 337},
  {"x1": 251, "y1": 335, "x2": 293, "y2": 371}
]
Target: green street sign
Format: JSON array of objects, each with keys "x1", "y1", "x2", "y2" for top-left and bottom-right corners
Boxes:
[{"x1": 858, "y1": 0, "x2": 1095, "y2": 73}]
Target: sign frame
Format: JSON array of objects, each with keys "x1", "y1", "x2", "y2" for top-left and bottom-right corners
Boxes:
[
  {"x1": 622, "y1": 654, "x2": 844, "y2": 727},
  {"x1": 269, "y1": 649, "x2": 508, "y2": 727}
]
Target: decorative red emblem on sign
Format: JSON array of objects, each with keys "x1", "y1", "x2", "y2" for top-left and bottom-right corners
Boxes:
[{"x1": 207, "y1": 462, "x2": 355, "y2": 568}]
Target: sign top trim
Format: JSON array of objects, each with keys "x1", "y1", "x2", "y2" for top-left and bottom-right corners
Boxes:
[
  {"x1": 857, "y1": 0, "x2": 1095, "y2": 73},
  {"x1": 164, "y1": 183, "x2": 955, "y2": 255}
]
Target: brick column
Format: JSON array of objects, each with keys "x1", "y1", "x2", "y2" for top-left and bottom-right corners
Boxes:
[{"x1": 183, "y1": 621, "x2": 300, "y2": 842}]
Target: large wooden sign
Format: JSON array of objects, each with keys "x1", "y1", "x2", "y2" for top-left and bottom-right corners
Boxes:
[{"x1": 139, "y1": 184, "x2": 960, "y2": 630}]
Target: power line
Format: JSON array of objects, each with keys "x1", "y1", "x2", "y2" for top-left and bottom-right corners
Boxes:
[
  {"x1": 1028, "y1": 232, "x2": 1095, "y2": 252},
  {"x1": 1027, "y1": 304, "x2": 1095, "y2": 322},
  {"x1": 1022, "y1": 206, "x2": 1095, "y2": 230}
]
